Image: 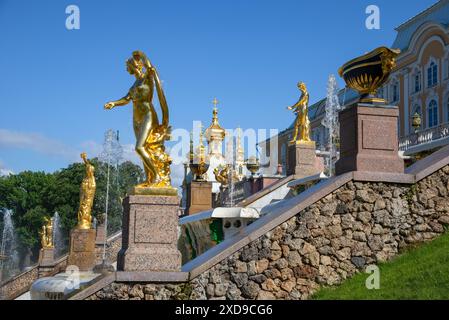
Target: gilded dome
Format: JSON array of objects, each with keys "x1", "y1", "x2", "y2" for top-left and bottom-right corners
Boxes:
[{"x1": 205, "y1": 107, "x2": 225, "y2": 142}]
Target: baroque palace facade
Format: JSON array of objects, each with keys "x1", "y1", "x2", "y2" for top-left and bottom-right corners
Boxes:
[{"x1": 260, "y1": 0, "x2": 449, "y2": 175}]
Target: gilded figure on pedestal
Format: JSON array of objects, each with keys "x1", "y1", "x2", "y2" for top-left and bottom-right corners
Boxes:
[
  {"x1": 104, "y1": 51, "x2": 176, "y2": 195},
  {"x1": 40, "y1": 217, "x2": 53, "y2": 248},
  {"x1": 287, "y1": 82, "x2": 311, "y2": 144},
  {"x1": 77, "y1": 152, "x2": 96, "y2": 229}
]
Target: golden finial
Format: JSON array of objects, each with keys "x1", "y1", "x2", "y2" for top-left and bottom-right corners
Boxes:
[{"x1": 212, "y1": 98, "x2": 220, "y2": 125}]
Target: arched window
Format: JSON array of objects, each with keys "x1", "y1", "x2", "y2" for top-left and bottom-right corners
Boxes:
[
  {"x1": 414, "y1": 71, "x2": 421, "y2": 93},
  {"x1": 427, "y1": 99, "x2": 438, "y2": 128},
  {"x1": 427, "y1": 61, "x2": 438, "y2": 87}
]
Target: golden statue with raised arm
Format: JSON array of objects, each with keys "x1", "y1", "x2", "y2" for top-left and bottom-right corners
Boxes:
[
  {"x1": 287, "y1": 82, "x2": 311, "y2": 144},
  {"x1": 40, "y1": 216, "x2": 53, "y2": 248},
  {"x1": 104, "y1": 51, "x2": 176, "y2": 196},
  {"x1": 77, "y1": 152, "x2": 96, "y2": 229}
]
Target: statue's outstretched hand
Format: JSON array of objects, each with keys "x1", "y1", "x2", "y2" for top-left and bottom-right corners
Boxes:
[{"x1": 104, "y1": 102, "x2": 115, "y2": 110}]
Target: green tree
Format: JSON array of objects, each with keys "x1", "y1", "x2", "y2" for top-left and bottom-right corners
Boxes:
[
  {"x1": 0, "y1": 171, "x2": 56, "y2": 268},
  {"x1": 0, "y1": 159, "x2": 144, "y2": 269}
]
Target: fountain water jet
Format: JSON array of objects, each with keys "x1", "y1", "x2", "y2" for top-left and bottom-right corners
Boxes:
[
  {"x1": 52, "y1": 212, "x2": 64, "y2": 258},
  {"x1": 0, "y1": 209, "x2": 19, "y2": 283}
]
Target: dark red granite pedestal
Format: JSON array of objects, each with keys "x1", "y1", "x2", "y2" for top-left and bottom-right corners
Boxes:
[
  {"x1": 287, "y1": 141, "x2": 321, "y2": 179},
  {"x1": 37, "y1": 247, "x2": 56, "y2": 277},
  {"x1": 117, "y1": 195, "x2": 181, "y2": 272},
  {"x1": 335, "y1": 103, "x2": 404, "y2": 175},
  {"x1": 67, "y1": 228, "x2": 96, "y2": 272}
]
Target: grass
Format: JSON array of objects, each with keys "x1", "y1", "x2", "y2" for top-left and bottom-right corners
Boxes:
[{"x1": 312, "y1": 231, "x2": 449, "y2": 299}]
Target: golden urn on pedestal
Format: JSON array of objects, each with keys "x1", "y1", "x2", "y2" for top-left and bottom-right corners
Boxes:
[{"x1": 338, "y1": 46, "x2": 400, "y2": 105}]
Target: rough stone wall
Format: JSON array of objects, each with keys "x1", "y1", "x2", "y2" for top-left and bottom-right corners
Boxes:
[
  {"x1": 0, "y1": 267, "x2": 38, "y2": 300},
  {"x1": 87, "y1": 166, "x2": 449, "y2": 300}
]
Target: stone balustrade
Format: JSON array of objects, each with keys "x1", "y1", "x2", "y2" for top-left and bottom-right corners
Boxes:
[{"x1": 399, "y1": 122, "x2": 449, "y2": 153}]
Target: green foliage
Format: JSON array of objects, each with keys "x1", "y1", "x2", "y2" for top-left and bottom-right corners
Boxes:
[
  {"x1": 0, "y1": 160, "x2": 144, "y2": 266},
  {"x1": 312, "y1": 232, "x2": 449, "y2": 300}
]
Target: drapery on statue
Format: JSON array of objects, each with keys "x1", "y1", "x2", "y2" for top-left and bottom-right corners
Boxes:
[
  {"x1": 77, "y1": 152, "x2": 96, "y2": 229},
  {"x1": 104, "y1": 51, "x2": 176, "y2": 195},
  {"x1": 287, "y1": 82, "x2": 311, "y2": 144},
  {"x1": 40, "y1": 216, "x2": 53, "y2": 248}
]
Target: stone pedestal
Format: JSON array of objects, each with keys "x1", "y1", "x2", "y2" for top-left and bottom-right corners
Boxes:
[
  {"x1": 117, "y1": 195, "x2": 181, "y2": 272},
  {"x1": 287, "y1": 141, "x2": 321, "y2": 179},
  {"x1": 335, "y1": 103, "x2": 404, "y2": 175},
  {"x1": 95, "y1": 223, "x2": 106, "y2": 245},
  {"x1": 187, "y1": 181, "x2": 212, "y2": 215},
  {"x1": 38, "y1": 248, "x2": 55, "y2": 267},
  {"x1": 67, "y1": 228, "x2": 96, "y2": 271},
  {"x1": 37, "y1": 247, "x2": 56, "y2": 277}
]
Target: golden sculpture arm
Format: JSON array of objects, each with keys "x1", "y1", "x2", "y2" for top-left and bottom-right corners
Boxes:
[
  {"x1": 81, "y1": 152, "x2": 88, "y2": 165},
  {"x1": 133, "y1": 50, "x2": 153, "y2": 71},
  {"x1": 288, "y1": 90, "x2": 307, "y2": 111},
  {"x1": 287, "y1": 98, "x2": 301, "y2": 111},
  {"x1": 104, "y1": 94, "x2": 131, "y2": 109}
]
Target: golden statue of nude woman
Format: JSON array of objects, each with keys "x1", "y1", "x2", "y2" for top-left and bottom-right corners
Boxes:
[
  {"x1": 287, "y1": 82, "x2": 311, "y2": 144},
  {"x1": 104, "y1": 51, "x2": 176, "y2": 195}
]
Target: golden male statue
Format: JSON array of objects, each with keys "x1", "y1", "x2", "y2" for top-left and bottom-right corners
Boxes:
[
  {"x1": 77, "y1": 152, "x2": 96, "y2": 229},
  {"x1": 287, "y1": 82, "x2": 311, "y2": 143},
  {"x1": 104, "y1": 51, "x2": 176, "y2": 195}
]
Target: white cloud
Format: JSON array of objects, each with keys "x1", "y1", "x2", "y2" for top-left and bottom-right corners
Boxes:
[
  {"x1": 0, "y1": 160, "x2": 13, "y2": 176},
  {"x1": 0, "y1": 129, "x2": 78, "y2": 161},
  {"x1": 121, "y1": 143, "x2": 141, "y2": 164},
  {"x1": 0, "y1": 129, "x2": 186, "y2": 189},
  {"x1": 0, "y1": 129, "x2": 142, "y2": 166}
]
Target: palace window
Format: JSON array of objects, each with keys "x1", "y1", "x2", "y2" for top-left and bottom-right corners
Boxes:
[
  {"x1": 427, "y1": 99, "x2": 438, "y2": 128},
  {"x1": 392, "y1": 82, "x2": 399, "y2": 102},
  {"x1": 447, "y1": 96, "x2": 449, "y2": 122},
  {"x1": 427, "y1": 62, "x2": 438, "y2": 88},
  {"x1": 414, "y1": 72, "x2": 421, "y2": 93},
  {"x1": 280, "y1": 143, "x2": 286, "y2": 174},
  {"x1": 445, "y1": 56, "x2": 449, "y2": 79}
]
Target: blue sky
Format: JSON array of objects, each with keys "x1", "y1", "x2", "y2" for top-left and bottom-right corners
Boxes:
[{"x1": 0, "y1": 0, "x2": 437, "y2": 185}]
